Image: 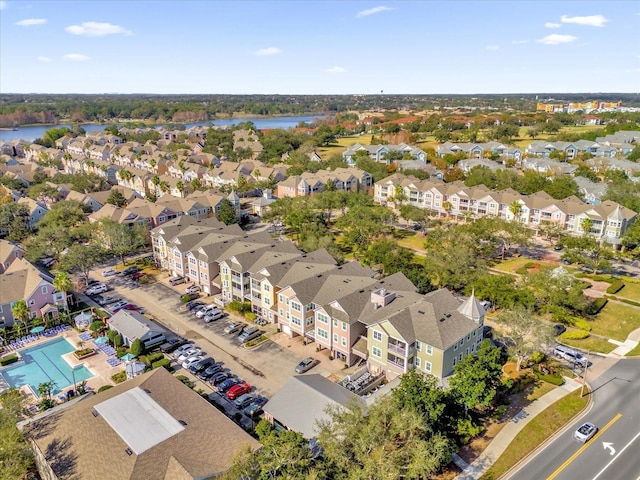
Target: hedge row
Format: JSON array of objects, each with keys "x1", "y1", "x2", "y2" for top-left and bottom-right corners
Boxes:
[
  {"x1": 0, "y1": 354, "x2": 19, "y2": 366},
  {"x1": 560, "y1": 330, "x2": 590, "y2": 340},
  {"x1": 537, "y1": 372, "x2": 566, "y2": 386},
  {"x1": 587, "y1": 298, "x2": 608, "y2": 315},
  {"x1": 606, "y1": 280, "x2": 625, "y2": 294},
  {"x1": 573, "y1": 319, "x2": 592, "y2": 332},
  {"x1": 152, "y1": 358, "x2": 171, "y2": 369}
]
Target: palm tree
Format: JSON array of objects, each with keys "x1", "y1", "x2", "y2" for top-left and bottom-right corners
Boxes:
[
  {"x1": 53, "y1": 272, "x2": 73, "y2": 319},
  {"x1": 11, "y1": 300, "x2": 31, "y2": 333},
  {"x1": 176, "y1": 181, "x2": 185, "y2": 197},
  {"x1": 580, "y1": 217, "x2": 594, "y2": 236},
  {"x1": 509, "y1": 201, "x2": 522, "y2": 221},
  {"x1": 442, "y1": 201, "x2": 452, "y2": 218}
]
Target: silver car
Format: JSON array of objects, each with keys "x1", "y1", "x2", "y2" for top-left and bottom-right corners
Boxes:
[{"x1": 574, "y1": 422, "x2": 597, "y2": 443}]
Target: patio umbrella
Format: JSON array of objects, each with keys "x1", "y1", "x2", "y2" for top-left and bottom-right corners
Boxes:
[
  {"x1": 30, "y1": 326, "x2": 45, "y2": 334},
  {"x1": 94, "y1": 336, "x2": 109, "y2": 344},
  {"x1": 121, "y1": 353, "x2": 136, "y2": 361}
]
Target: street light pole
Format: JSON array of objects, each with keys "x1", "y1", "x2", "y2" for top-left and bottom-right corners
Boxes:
[
  {"x1": 71, "y1": 366, "x2": 77, "y2": 395},
  {"x1": 580, "y1": 350, "x2": 591, "y2": 397}
]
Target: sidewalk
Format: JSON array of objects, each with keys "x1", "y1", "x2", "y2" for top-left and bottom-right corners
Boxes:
[{"x1": 454, "y1": 377, "x2": 583, "y2": 480}]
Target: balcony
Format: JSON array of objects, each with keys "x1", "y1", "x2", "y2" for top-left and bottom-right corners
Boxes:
[
  {"x1": 387, "y1": 355, "x2": 405, "y2": 369},
  {"x1": 387, "y1": 341, "x2": 406, "y2": 356}
]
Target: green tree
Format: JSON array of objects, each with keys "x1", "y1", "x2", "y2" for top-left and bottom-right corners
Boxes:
[
  {"x1": 58, "y1": 243, "x2": 105, "y2": 280},
  {"x1": 0, "y1": 389, "x2": 34, "y2": 478},
  {"x1": 464, "y1": 165, "x2": 497, "y2": 189},
  {"x1": 544, "y1": 176, "x2": 579, "y2": 200},
  {"x1": 0, "y1": 203, "x2": 30, "y2": 241},
  {"x1": 106, "y1": 188, "x2": 127, "y2": 207},
  {"x1": 495, "y1": 308, "x2": 552, "y2": 371},
  {"x1": 97, "y1": 218, "x2": 149, "y2": 266},
  {"x1": 469, "y1": 273, "x2": 535, "y2": 311},
  {"x1": 130, "y1": 338, "x2": 144, "y2": 357},
  {"x1": 519, "y1": 170, "x2": 549, "y2": 195},
  {"x1": 449, "y1": 340, "x2": 504, "y2": 412},
  {"x1": 11, "y1": 300, "x2": 30, "y2": 330},
  {"x1": 317, "y1": 395, "x2": 454, "y2": 480},
  {"x1": 37, "y1": 380, "x2": 56, "y2": 410},
  {"x1": 574, "y1": 165, "x2": 600, "y2": 183},
  {"x1": 52, "y1": 272, "x2": 73, "y2": 316},
  {"x1": 563, "y1": 235, "x2": 613, "y2": 274},
  {"x1": 216, "y1": 199, "x2": 238, "y2": 225}
]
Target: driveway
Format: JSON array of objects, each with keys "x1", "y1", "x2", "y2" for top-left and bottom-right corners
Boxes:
[{"x1": 97, "y1": 273, "x2": 302, "y2": 398}]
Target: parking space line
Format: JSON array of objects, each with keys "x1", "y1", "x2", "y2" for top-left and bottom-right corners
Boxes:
[{"x1": 546, "y1": 413, "x2": 622, "y2": 480}]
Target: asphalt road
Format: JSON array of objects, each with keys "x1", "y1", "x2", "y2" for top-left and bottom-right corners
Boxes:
[
  {"x1": 510, "y1": 359, "x2": 640, "y2": 480},
  {"x1": 94, "y1": 272, "x2": 303, "y2": 398}
]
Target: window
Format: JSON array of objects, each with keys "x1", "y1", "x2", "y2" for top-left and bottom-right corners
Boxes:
[
  {"x1": 342, "y1": 322, "x2": 347, "y2": 331},
  {"x1": 264, "y1": 284, "x2": 270, "y2": 292},
  {"x1": 317, "y1": 313, "x2": 328, "y2": 324},
  {"x1": 425, "y1": 361, "x2": 432, "y2": 372},
  {"x1": 222, "y1": 267, "x2": 228, "y2": 274},
  {"x1": 279, "y1": 309, "x2": 283, "y2": 316},
  {"x1": 333, "y1": 319, "x2": 338, "y2": 327},
  {"x1": 372, "y1": 346, "x2": 382, "y2": 358},
  {"x1": 306, "y1": 317, "x2": 314, "y2": 326},
  {"x1": 291, "y1": 302, "x2": 302, "y2": 312},
  {"x1": 41, "y1": 286, "x2": 48, "y2": 294},
  {"x1": 279, "y1": 295, "x2": 283, "y2": 303},
  {"x1": 341, "y1": 337, "x2": 347, "y2": 347},
  {"x1": 373, "y1": 331, "x2": 383, "y2": 342},
  {"x1": 415, "y1": 357, "x2": 421, "y2": 368},
  {"x1": 333, "y1": 333, "x2": 338, "y2": 342},
  {"x1": 29, "y1": 300, "x2": 35, "y2": 306},
  {"x1": 291, "y1": 316, "x2": 301, "y2": 326},
  {"x1": 415, "y1": 341, "x2": 421, "y2": 352},
  {"x1": 317, "y1": 328, "x2": 329, "y2": 339},
  {"x1": 265, "y1": 298, "x2": 270, "y2": 306}
]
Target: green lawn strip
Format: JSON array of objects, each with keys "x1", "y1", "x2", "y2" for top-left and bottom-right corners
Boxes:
[
  {"x1": 560, "y1": 336, "x2": 617, "y2": 354},
  {"x1": 316, "y1": 135, "x2": 375, "y2": 157},
  {"x1": 480, "y1": 389, "x2": 589, "y2": 480},
  {"x1": 397, "y1": 234, "x2": 426, "y2": 252},
  {"x1": 625, "y1": 342, "x2": 640, "y2": 357},
  {"x1": 493, "y1": 257, "x2": 557, "y2": 273},
  {"x1": 591, "y1": 303, "x2": 640, "y2": 342},
  {"x1": 616, "y1": 282, "x2": 640, "y2": 302}
]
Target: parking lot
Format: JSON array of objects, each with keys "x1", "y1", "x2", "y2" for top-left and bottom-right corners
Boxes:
[{"x1": 89, "y1": 266, "x2": 341, "y2": 398}]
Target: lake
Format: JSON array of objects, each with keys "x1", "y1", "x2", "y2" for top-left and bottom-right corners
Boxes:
[{"x1": 0, "y1": 115, "x2": 327, "y2": 143}]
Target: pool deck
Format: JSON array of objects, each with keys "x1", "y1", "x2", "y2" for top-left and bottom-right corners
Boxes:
[{"x1": 0, "y1": 327, "x2": 121, "y2": 406}]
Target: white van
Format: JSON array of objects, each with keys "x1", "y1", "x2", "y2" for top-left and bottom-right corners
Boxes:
[
  {"x1": 238, "y1": 326, "x2": 261, "y2": 344},
  {"x1": 169, "y1": 276, "x2": 186, "y2": 286}
]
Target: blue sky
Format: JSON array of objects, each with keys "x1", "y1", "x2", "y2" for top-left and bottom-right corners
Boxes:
[{"x1": 1, "y1": 1, "x2": 638, "y2": 94}]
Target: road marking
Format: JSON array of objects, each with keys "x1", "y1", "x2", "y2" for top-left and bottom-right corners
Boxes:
[
  {"x1": 602, "y1": 442, "x2": 615, "y2": 456},
  {"x1": 546, "y1": 413, "x2": 622, "y2": 480},
  {"x1": 592, "y1": 430, "x2": 640, "y2": 480}
]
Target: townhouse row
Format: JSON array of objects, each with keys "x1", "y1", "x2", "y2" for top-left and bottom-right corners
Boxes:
[
  {"x1": 151, "y1": 216, "x2": 485, "y2": 380},
  {"x1": 375, "y1": 174, "x2": 637, "y2": 243}
]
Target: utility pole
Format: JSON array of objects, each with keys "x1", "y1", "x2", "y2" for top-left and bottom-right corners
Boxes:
[{"x1": 580, "y1": 350, "x2": 591, "y2": 397}]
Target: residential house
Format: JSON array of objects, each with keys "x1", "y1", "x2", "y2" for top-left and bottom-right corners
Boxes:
[
  {"x1": 342, "y1": 143, "x2": 426, "y2": 166},
  {"x1": 522, "y1": 157, "x2": 578, "y2": 176},
  {"x1": 20, "y1": 368, "x2": 259, "y2": 480},
  {"x1": 0, "y1": 239, "x2": 25, "y2": 274},
  {"x1": 0, "y1": 258, "x2": 63, "y2": 327},
  {"x1": 16, "y1": 197, "x2": 48, "y2": 228},
  {"x1": 249, "y1": 189, "x2": 277, "y2": 216},
  {"x1": 574, "y1": 177, "x2": 607, "y2": 205}
]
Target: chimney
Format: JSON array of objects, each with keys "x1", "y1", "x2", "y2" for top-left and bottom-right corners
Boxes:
[{"x1": 371, "y1": 288, "x2": 395, "y2": 309}]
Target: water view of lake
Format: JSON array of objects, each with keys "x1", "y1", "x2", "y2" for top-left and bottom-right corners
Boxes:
[{"x1": 0, "y1": 115, "x2": 327, "y2": 143}]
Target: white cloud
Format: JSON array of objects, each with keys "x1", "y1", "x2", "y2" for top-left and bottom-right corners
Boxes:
[
  {"x1": 485, "y1": 45, "x2": 499, "y2": 51},
  {"x1": 16, "y1": 18, "x2": 47, "y2": 26},
  {"x1": 560, "y1": 14, "x2": 608, "y2": 27},
  {"x1": 544, "y1": 22, "x2": 561, "y2": 28},
  {"x1": 537, "y1": 34, "x2": 577, "y2": 45},
  {"x1": 326, "y1": 66, "x2": 346, "y2": 74},
  {"x1": 63, "y1": 53, "x2": 90, "y2": 62},
  {"x1": 37, "y1": 56, "x2": 52, "y2": 63},
  {"x1": 512, "y1": 39, "x2": 530, "y2": 45},
  {"x1": 65, "y1": 21, "x2": 132, "y2": 37},
  {"x1": 356, "y1": 6, "x2": 392, "y2": 18},
  {"x1": 254, "y1": 47, "x2": 281, "y2": 56}
]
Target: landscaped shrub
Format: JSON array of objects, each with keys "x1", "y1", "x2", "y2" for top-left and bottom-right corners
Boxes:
[
  {"x1": 606, "y1": 280, "x2": 625, "y2": 294},
  {"x1": 89, "y1": 320, "x2": 105, "y2": 333},
  {"x1": 524, "y1": 262, "x2": 536, "y2": 269},
  {"x1": 244, "y1": 335, "x2": 267, "y2": 348},
  {"x1": 560, "y1": 330, "x2": 590, "y2": 340},
  {"x1": 116, "y1": 346, "x2": 127, "y2": 357},
  {"x1": 130, "y1": 338, "x2": 144, "y2": 357},
  {"x1": 529, "y1": 351, "x2": 545, "y2": 365},
  {"x1": 97, "y1": 385, "x2": 113, "y2": 393},
  {"x1": 587, "y1": 298, "x2": 608, "y2": 315},
  {"x1": 245, "y1": 312, "x2": 257, "y2": 321},
  {"x1": 620, "y1": 298, "x2": 640, "y2": 307},
  {"x1": 0, "y1": 354, "x2": 19, "y2": 366},
  {"x1": 456, "y1": 418, "x2": 485, "y2": 444},
  {"x1": 573, "y1": 319, "x2": 592, "y2": 332},
  {"x1": 152, "y1": 358, "x2": 171, "y2": 370},
  {"x1": 147, "y1": 352, "x2": 164, "y2": 364},
  {"x1": 515, "y1": 267, "x2": 529, "y2": 275},
  {"x1": 111, "y1": 371, "x2": 126, "y2": 383},
  {"x1": 535, "y1": 370, "x2": 565, "y2": 386},
  {"x1": 175, "y1": 375, "x2": 195, "y2": 388}
]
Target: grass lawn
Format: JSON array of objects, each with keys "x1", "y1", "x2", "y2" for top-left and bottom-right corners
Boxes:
[
  {"x1": 397, "y1": 234, "x2": 427, "y2": 252},
  {"x1": 560, "y1": 336, "x2": 617, "y2": 354},
  {"x1": 625, "y1": 342, "x2": 640, "y2": 357},
  {"x1": 316, "y1": 135, "x2": 374, "y2": 158},
  {"x1": 591, "y1": 302, "x2": 640, "y2": 342},
  {"x1": 480, "y1": 389, "x2": 589, "y2": 480},
  {"x1": 617, "y1": 281, "x2": 640, "y2": 302},
  {"x1": 493, "y1": 257, "x2": 557, "y2": 274}
]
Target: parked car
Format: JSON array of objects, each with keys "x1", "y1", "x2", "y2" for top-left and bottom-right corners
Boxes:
[
  {"x1": 238, "y1": 327, "x2": 262, "y2": 344},
  {"x1": 122, "y1": 266, "x2": 140, "y2": 276},
  {"x1": 86, "y1": 284, "x2": 108, "y2": 295},
  {"x1": 160, "y1": 338, "x2": 188, "y2": 353},
  {"x1": 172, "y1": 344, "x2": 196, "y2": 358},
  {"x1": 574, "y1": 422, "x2": 597, "y2": 443},
  {"x1": 217, "y1": 378, "x2": 241, "y2": 393},
  {"x1": 295, "y1": 357, "x2": 319, "y2": 374},
  {"x1": 233, "y1": 393, "x2": 257, "y2": 409},
  {"x1": 169, "y1": 276, "x2": 186, "y2": 286},
  {"x1": 178, "y1": 348, "x2": 202, "y2": 362},
  {"x1": 131, "y1": 271, "x2": 146, "y2": 280},
  {"x1": 185, "y1": 285, "x2": 201, "y2": 295},
  {"x1": 554, "y1": 244, "x2": 564, "y2": 251},
  {"x1": 226, "y1": 382, "x2": 251, "y2": 400},
  {"x1": 203, "y1": 310, "x2": 224, "y2": 323},
  {"x1": 99, "y1": 296, "x2": 120, "y2": 306},
  {"x1": 189, "y1": 357, "x2": 215, "y2": 374},
  {"x1": 224, "y1": 322, "x2": 244, "y2": 334},
  {"x1": 482, "y1": 326, "x2": 493, "y2": 338},
  {"x1": 108, "y1": 300, "x2": 129, "y2": 312},
  {"x1": 195, "y1": 304, "x2": 218, "y2": 318},
  {"x1": 112, "y1": 303, "x2": 139, "y2": 314},
  {"x1": 182, "y1": 355, "x2": 205, "y2": 369},
  {"x1": 198, "y1": 363, "x2": 223, "y2": 379},
  {"x1": 209, "y1": 371, "x2": 230, "y2": 386},
  {"x1": 553, "y1": 324, "x2": 567, "y2": 336},
  {"x1": 102, "y1": 269, "x2": 118, "y2": 277},
  {"x1": 186, "y1": 301, "x2": 205, "y2": 311},
  {"x1": 243, "y1": 397, "x2": 268, "y2": 417}
]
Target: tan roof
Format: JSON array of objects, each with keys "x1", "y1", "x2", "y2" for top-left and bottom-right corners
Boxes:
[
  {"x1": 0, "y1": 258, "x2": 50, "y2": 305},
  {"x1": 22, "y1": 368, "x2": 259, "y2": 480}
]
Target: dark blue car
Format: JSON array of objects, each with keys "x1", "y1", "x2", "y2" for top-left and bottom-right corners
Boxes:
[{"x1": 217, "y1": 378, "x2": 240, "y2": 393}]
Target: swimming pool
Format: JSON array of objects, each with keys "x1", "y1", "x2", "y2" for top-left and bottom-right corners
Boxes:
[{"x1": 0, "y1": 337, "x2": 93, "y2": 395}]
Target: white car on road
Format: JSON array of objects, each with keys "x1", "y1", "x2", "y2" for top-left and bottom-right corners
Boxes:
[
  {"x1": 86, "y1": 284, "x2": 108, "y2": 295},
  {"x1": 102, "y1": 269, "x2": 118, "y2": 277}
]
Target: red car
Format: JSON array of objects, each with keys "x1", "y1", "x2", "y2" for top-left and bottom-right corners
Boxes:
[
  {"x1": 112, "y1": 304, "x2": 139, "y2": 313},
  {"x1": 131, "y1": 272, "x2": 146, "y2": 280},
  {"x1": 226, "y1": 382, "x2": 251, "y2": 400}
]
